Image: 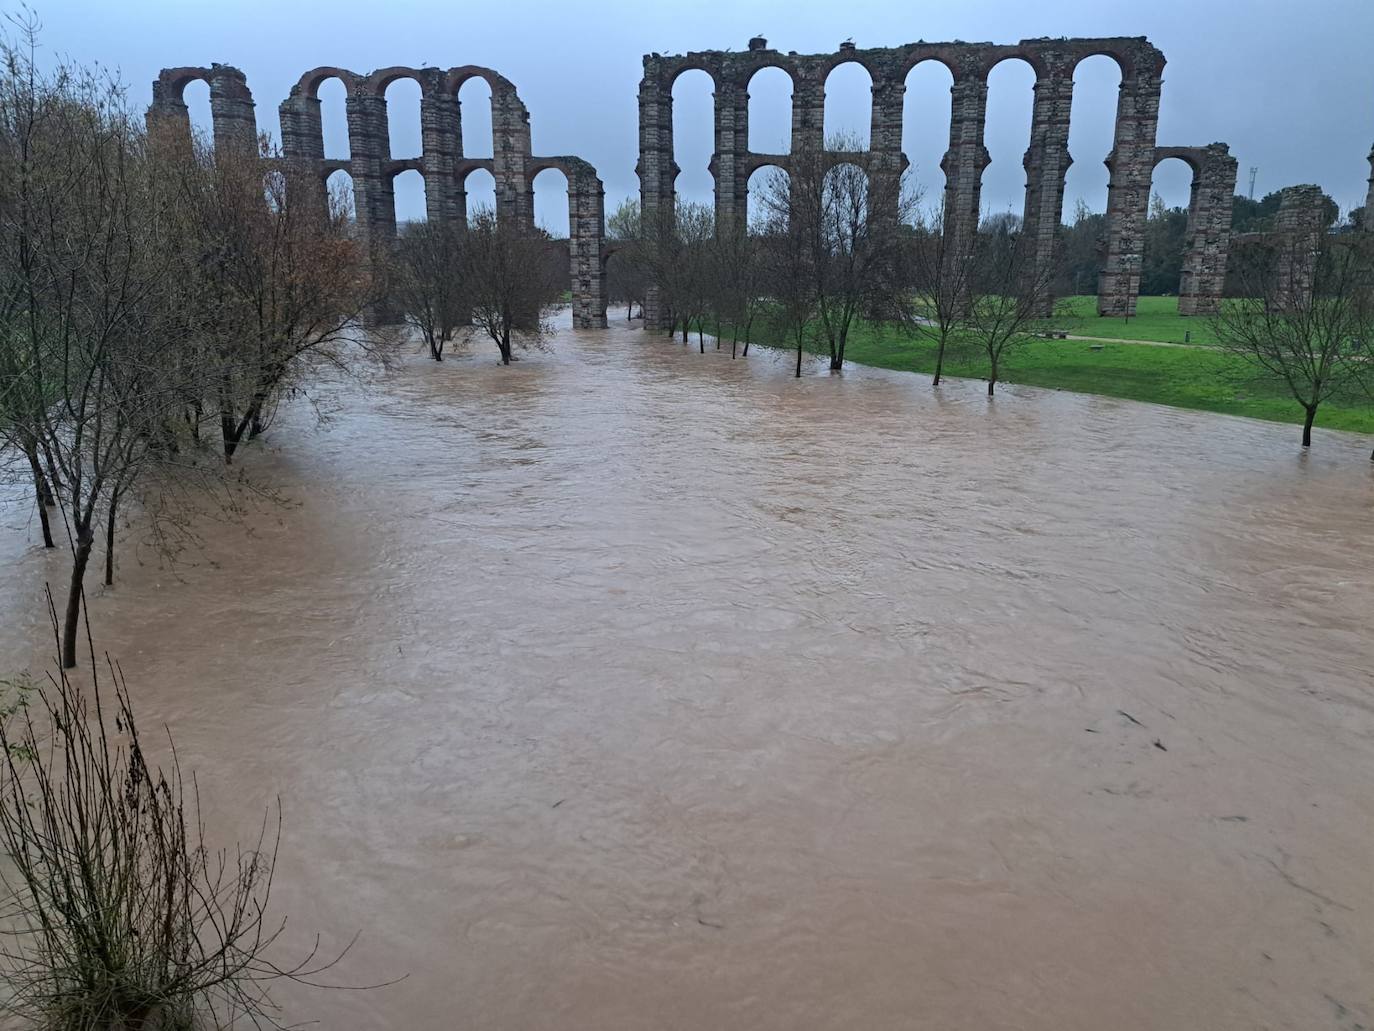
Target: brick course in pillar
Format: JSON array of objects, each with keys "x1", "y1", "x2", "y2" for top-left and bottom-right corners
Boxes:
[
  {"x1": 638, "y1": 35, "x2": 1174, "y2": 329},
  {"x1": 152, "y1": 62, "x2": 609, "y2": 329}
]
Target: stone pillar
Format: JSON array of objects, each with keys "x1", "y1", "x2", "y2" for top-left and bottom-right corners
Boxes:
[
  {"x1": 1272, "y1": 184, "x2": 1326, "y2": 312},
  {"x1": 566, "y1": 160, "x2": 609, "y2": 329},
  {"x1": 1365, "y1": 144, "x2": 1374, "y2": 231},
  {"x1": 278, "y1": 89, "x2": 328, "y2": 215},
  {"x1": 1021, "y1": 53, "x2": 1074, "y2": 313},
  {"x1": 279, "y1": 91, "x2": 325, "y2": 164},
  {"x1": 791, "y1": 61, "x2": 825, "y2": 152},
  {"x1": 1097, "y1": 47, "x2": 1164, "y2": 316},
  {"x1": 940, "y1": 57, "x2": 991, "y2": 258},
  {"x1": 869, "y1": 70, "x2": 907, "y2": 224},
  {"x1": 419, "y1": 70, "x2": 462, "y2": 227},
  {"x1": 1177, "y1": 144, "x2": 1237, "y2": 316},
  {"x1": 637, "y1": 66, "x2": 676, "y2": 328},
  {"x1": 714, "y1": 74, "x2": 749, "y2": 234},
  {"x1": 491, "y1": 81, "x2": 534, "y2": 230},
  {"x1": 207, "y1": 65, "x2": 257, "y2": 155},
  {"x1": 345, "y1": 90, "x2": 395, "y2": 246},
  {"x1": 146, "y1": 75, "x2": 193, "y2": 145}
]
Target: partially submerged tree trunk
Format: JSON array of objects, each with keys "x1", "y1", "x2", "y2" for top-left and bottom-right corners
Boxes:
[
  {"x1": 23, "y1": 438, "x2": 54, "y2": 549},
  {"x1": 62, "y1": 528, "x2": 93, "y2": 669},
  {"x1": 104, "y1": 488, "x2": 120, "y2": 587},
  {"x1": 1301, "y1": 403, "x2": 1317, "y2": 448}
]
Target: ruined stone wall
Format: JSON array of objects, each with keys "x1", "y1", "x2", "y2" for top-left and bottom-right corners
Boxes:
[
  {"x1": 636, "y1": 35, "x2": 1196, "y2": 325},
  {"x1": 1155, "y1": 144, "x2": 1238, "y2": 316},
  {"x1": 1272, "y1": 184, "x2": 1327, "y2": 311},
  {"x1": 149, "y1": 63, "x2": 609, "y2": 329}
]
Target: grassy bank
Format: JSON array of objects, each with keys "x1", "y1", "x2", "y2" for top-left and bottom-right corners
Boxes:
[
  {"x1": 1051, "y1": 295, "x2": 1222, "y2": 346},
  {"x1": 736, "y1": 315, "x2": 1374, "y2": 436}
]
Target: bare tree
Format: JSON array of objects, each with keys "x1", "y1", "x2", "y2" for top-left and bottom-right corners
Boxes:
[
  {"x1": 964, "y1": 216, "x2": 1058, "y2": 397},
  {"x1": 754, "y1": 169, "x2": 820, "y2": 378},
  {"x1": 0, "y1": 25, "x2": 194, "y2": 667},
  {"x1": 605, "y1": 198, "x2": 646, "y2": 321},
  {"x1": 756, "y1": 135, "x2": 915, "y2": 372},
  {"x1": 0, "y1": 611, "x2": 381, "y2": 1028},
  {"x1": 1214, "y1": 232, "x2": 1374, "y2": 448},
  {"x1": 168, "y1": 137, "x2": 373, "y2": 463},
  {"x1": 461, "y1": 206, "x2": 563, "y2": 365},
  {"x1": 390, "y1": 219, "x2": 467, "y2": 360},
  {"x1": 898, "y1": 200, "x2": 977, "y2": 386},
  {"x1": 707, "y1": 227, "x2": 763, "y2": 359}
]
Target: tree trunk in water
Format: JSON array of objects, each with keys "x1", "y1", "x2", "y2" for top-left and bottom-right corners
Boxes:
[
  {"x1": 987, "y1": 378, "x2": 995, "y2": 397},
  {"x1": 62, "y1": 531, "x2": 93, "y2": 669},
  {"x1": 681, "y1": 324, "x2": 688, "y2": 343},
  {"x1": 699, "y1": 328, "x2": 705, "y2": 354},
  {"x1": 932, "y1": 336, "x2": 947, "y2": 386},
  {"x1": 104, "y1": 490, "x2": 120, "y2": 587},
  {"x1": 795, "y1": 341, "x2": 803, "y2": 378},
  {"x1": 24, "y1": 442, "x2": 54, "y2": 549},
  {"x1": 1301, "y1": 405, "x2": 1316, "y2": 447}
]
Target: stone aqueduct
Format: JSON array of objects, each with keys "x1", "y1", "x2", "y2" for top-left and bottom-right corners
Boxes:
[
  {"x1": 148, "y1": 34, "x2": 1354, "y2": 333},
  {"x1": 148, "y1": 62, "x2": 611, "y2": 328},
  {"x1": 638, "y1": 35, "x2": 1238, "y2": 324}
]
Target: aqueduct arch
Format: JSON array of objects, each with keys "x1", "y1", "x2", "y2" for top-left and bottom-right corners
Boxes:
[
  {"x1": 148, "y1": 62, "x2": 608, "y2": 328},
  {"x1": 637, "y1": 35, "x2": 1238, "y2": 324}
]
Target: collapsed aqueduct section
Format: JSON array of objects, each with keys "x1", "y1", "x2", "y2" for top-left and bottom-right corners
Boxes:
[
  {"x1": 637, "y1": 35, "x2": 1239, "y2": 325},
  {"x1": 147, "y1": 62, "x2": 610, "y2": 328}
]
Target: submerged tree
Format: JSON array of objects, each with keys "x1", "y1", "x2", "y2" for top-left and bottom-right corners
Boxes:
[
  {"x1": 605, "y1": 198, "x2": 647, "y2": 321},
  {"x1": 0, "y1": 615, "x2": 381, "y2": 1028},
  {"x1": 391, "y1": 219, "x2": 467, "y2": 360},
  {"x1": 1214, "y1": 232, "x2": 1374, "y2": 448},
  {"x1": 461, "y1": 206, "x2": 563, "y2": 365},
  {"x1": 168, "y1": 138, "x2": 373, "y2": 463},
  {"x1": 897, "y1": 200, "x2": 977, "y2": 386},
  {"x1": 0, "y1": 24, "x2": 196, "y2": 667},
  {"x1": 964, "y1": 216, "x2": 1059, "y2": 396},
  {"x1": 753, "y1": 134, "x2": 914, "y2": 371}
]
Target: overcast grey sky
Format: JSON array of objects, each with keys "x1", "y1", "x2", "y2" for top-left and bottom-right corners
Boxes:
[{"x1": 34, "y1": 0, "x2": 1374, "y2": 232}]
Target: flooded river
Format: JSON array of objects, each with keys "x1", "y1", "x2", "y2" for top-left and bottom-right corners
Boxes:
[{"x1": 2, "y1": 317, "x2": 1372, "y2": 1029}]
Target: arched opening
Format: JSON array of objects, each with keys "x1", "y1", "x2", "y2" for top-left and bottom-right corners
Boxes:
[
  {"x1": 747, "y1": 165, "x2": 788, "y2": 229},
  {"x1": 672, "y1": 68, "x2": 715, "y2": 209},
  {"x1": 1064, "y1": 55, "x2": 1123, "y2": 217},
  {"x1": 1141, "y1": 156, "x2": 1195, "y2": 297},
  {"x1": 532, "y1": 167, "x2": 570, "y2": 238},
  {"x1": 393, "y1": 168, "x2": 426, "y2": 226},
  {"x1": 464, "y1": 167, "x2": 496, "y2": 219},
  {"x1": 823, "y1": 61, "x2": 872, "y2": 150},
  {"x1": 326, "y1": 168, "x2": 355, "y2": 223},
  {"x1": 318, "y1": 77, "x2": 350, "y2": 160},
  {"x1": 384, "y1": 78, "x2": 422, "y2": 160},
  {"x1": 183, "y1": 79, "x2": 212, "y2": 145},
  {"x1": 748, "y1": 67, "x2": 792, "y2": 154},
  {"x1": 457, "y1": 77, "x2": 493, "y2": 158},
  {"x1": 902, "y1": 60, "x2": 953, "y2": 221},
  {"x1": 981, "y1": 58, "x2": 1036, "y2": 224}
]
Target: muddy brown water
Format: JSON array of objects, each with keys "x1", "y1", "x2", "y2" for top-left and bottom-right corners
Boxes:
[{"x1": 1, "y1": 316, "x2": 1372, "y2": 1029}]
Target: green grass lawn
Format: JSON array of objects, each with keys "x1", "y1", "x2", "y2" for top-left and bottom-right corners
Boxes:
[
  {"x1": 1050, "y1": 295, "x2": 1222, "y2": 346},
  {"x1": 740, "y1": 317, "x2": 1374, "y2": 436}
]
